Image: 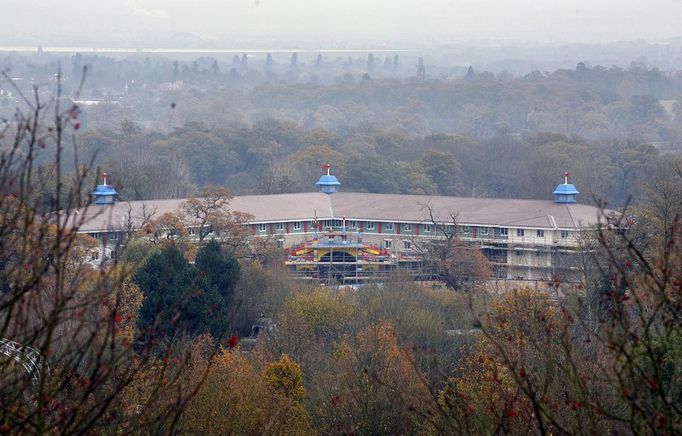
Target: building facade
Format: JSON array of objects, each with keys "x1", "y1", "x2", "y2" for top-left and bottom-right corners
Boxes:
[{"x1": 76, "y1": 168, "x2": 608, "y2": 282}]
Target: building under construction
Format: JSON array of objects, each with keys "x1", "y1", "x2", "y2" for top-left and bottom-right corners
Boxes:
[{"x1": 77, "y1": 166, "x2": 609, "y2": 285}]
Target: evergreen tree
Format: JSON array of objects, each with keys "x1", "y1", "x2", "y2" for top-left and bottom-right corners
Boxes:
[
  {"x1": 195, "y1": 240, "x2": 240, "y2": 309},
  {"x1": 135, "y1": 245, "x2": 227, "y2": 338}
]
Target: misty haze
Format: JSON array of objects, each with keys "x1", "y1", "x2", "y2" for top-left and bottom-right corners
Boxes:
[{"x1": 0, "y1": 1, "x2": 681, "y2": 434}]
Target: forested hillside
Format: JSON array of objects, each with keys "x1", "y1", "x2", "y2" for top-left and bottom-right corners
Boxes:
[
  {"x1": 76, "y1": 120, "x2": 666, "y2": 208},
  {"x1": 3, "y1": 52, "x2": 679, "y2": 207}
]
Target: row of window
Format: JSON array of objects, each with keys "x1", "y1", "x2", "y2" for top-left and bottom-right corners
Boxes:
[
  {"x1": 516, "y1": 250, "x2": 547, "y2": 257},
  {"x1": 516, "y1": 229, "x2": 569, "y2": 239},
  {"x1": 256, "y1": 221, "x2": 571, "y2": 239},
  {"x1": 88, "y1": 232, "x2": 121, "y2": 241},
  {"x1": 460, "y1": 226, "x2": 505, "y2": 236},
  {"x1": 383, "y1": 240, "x2": 411, "y2": 250},
  {"x1": 257, "y1": 221, "x2": 420, "y2": 232}
]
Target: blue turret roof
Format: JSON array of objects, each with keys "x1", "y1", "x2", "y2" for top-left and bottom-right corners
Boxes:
[
  {"x1": 317, "y1": 164, "x2": 341, "y2": 194},
  {"x1": 316, "y1": 175, "x2": 341, "y2": 187},
  {"x1": 553, "y1": 172, "x2": 579, "y2": 204},
  {"x1": 92, "y1": 173, "x2": 119, "y2": 205},
  {"x1": 552, "y1": 183, "x2": 579, "y2": 196}
]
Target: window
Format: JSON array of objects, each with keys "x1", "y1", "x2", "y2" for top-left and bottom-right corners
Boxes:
[
  {"x1": 536, "y1": 251, "x2": 541, "y2": 257},
  {"x1": 366, "y1": 222, "x2": 375, "y2": 230},
  {"x1": 384, "y1": 222, "x2": 394, "y2": 231},
  {"x1": 384, "y1": 239, "x2": 392, "y2": 249},
  {"x1": 516, "y1": 250, "x2": 523, "y2": 256},
  {"x1": 403, "y1": 240, "x2": 411, "y2": 250},
  {"x1": 276, "y1": 239, "x2": 284, "y2": 248},
  {"x1": 348, "y1": 220, "x2": 357, "y2": 228},
  {"x1": 423, "y1": 224, "x2": 432, "y2": 233},
  {"x1": 561, "y1": 230, "x2": 569, "y2": 239},
  {"x1": 480, "y1": 227, "x2": 489, "y2": 235},
  {"x1": 461, "y1": 225, "x2": 471, "y2": 234},
  {"x1": 188, "y1": 227, "x2": 195, "y2": 235},
  {"x1": 91, "y1": 250, "x2": 99, "y2": 260},
  {"x1": 403, "y1": 224, "x2": 412, "y2": 231},
  {"x1": 293, "y1": 221, "x2": 301, "y2": 231},
  {"x1": 275, "y1": 222, "x2": 284, "y2": 231},
  {"x1": 517, "y1": 229, "x2": 525, "y2": 237},
  {"x1": 499, "y1": 227, "x2": 508, "y2": 236},
  {"x1": 258, "y1": 224, "x2": 267, "y2": 232},
  {"x1": 536, "y1": 229, "x2": 544, "y2": 238}
]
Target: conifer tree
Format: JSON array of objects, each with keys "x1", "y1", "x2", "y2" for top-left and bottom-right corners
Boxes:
[
  {"x1": 135, "y1": 245, "x2": 226, "y2": 338},
  {"x1": 195, "y1": 240, "x2": 240, "y2": 310}
]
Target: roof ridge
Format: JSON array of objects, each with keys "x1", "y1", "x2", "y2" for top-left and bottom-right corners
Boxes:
[
  {"x1": 565, "y1": 204, "x2": 578, "y2": 228},
  {"x1": 548, "y1": 215, "x2": 557, "y2": 229}
]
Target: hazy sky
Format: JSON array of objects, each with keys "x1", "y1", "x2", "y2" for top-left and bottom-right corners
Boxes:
[{"x1": 3, "y1": 0, "x2": 682, "y2": 45}]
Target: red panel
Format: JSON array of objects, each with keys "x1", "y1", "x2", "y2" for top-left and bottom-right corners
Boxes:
[
  {"x1": 252, "y1": 224, "x2": 256, "y2": 235},
  {"x1": 286, "y1": 222, "x2": 290, "y2": 233},
  {"x1": 269, "y1": 223, "x2": 274, "y2": 234},
  {"x1": 378, "y1": 222, "x2": 382, "y2": 234},
  {"x1": 396, "y1": 223, "x2": 401, "y2": 234},
  {"x1": 416, "y1": 225, "x2": 420, "y2": 236},
  {"x1": 304, "y1": 221, "x2": 308, "y2": 233}
]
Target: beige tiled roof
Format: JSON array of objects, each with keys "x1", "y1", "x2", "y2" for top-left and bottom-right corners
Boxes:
[
  {"x1": 331, "y1": 193, "x2": 607, "y2": 229},
  {"x1": 70, "y1": 191, "x2": 609, "y2": 233}
]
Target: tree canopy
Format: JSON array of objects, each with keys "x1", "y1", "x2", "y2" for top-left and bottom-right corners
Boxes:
[{"x1": 135, "y1": 244, "x2": 238, "y2": 339}]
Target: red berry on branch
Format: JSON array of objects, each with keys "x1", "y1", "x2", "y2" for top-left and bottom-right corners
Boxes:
[{"x1": 228, "y1": 335, "x2": 239, "y2": 348}]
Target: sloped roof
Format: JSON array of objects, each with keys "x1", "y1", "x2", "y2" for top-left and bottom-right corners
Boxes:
[{"x1": 69, "y1": 191, "x2": 609, "y2": 233}]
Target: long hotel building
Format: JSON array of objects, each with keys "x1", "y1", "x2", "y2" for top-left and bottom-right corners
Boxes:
[{"x1": 78, "y1": 168, "x2": 607, "y2": 282}]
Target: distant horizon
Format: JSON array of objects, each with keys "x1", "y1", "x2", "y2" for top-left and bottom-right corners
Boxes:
[
  {"x1": 3, "y1": 35, "x2": 682, "y2": 55},
  {"x1": 5, "y1": 0, "x2": 682, "y2": 47},
  {"x1": 3, "y1": 35, "x2": 682, "y2": 51},
  {"x1": 0, "y1": 45, "x2": 415, "y2": 54}
]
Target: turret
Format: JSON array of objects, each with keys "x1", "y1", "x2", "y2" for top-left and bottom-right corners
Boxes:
[
  {"x1": 553, "y1": 172, "x2": 579, "y2": 204},
  {"x1": 316, "y1": 164, "x2": 341, "y2": 194},
  {"x1": 92, "y1": 172, "x2": 119, "y2": 205}
]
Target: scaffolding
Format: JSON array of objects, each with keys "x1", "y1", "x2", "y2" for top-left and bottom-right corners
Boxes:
[
  {"x1": 285, "y1": 228, "x2": 398, "y2": 284},
  {"x1": 285, "y1": 229, "x2": 582, "y2": 285}
]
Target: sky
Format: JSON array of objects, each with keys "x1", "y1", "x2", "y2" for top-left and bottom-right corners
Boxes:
[{"x1": 3, "y1": 0, "x2": 682, "y2": 46}]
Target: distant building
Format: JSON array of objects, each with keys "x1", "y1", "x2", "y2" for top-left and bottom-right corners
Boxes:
[{"x1": 75, "y1": 167, "x2": 610, "y2": 283}]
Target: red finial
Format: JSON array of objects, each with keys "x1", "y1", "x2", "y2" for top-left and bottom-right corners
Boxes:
[
  {"x1": 102, "y1": 172, "x2": 108, "y2": 185},
  {"x1": 564, "y1": 172, "x2": 570, "y2": 184},
  {"x1": 323, "y1": 163, "x2": 331, "y2": 176}
]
